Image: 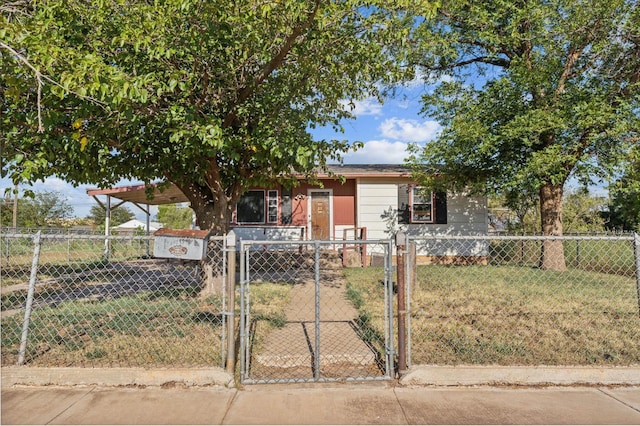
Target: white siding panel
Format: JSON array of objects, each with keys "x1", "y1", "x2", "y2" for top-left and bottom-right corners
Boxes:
[
  {"x1": 232, "y1": 226, "x2": 305, "y2": 241},
  {"x1": 357, "y1": 181, "x2": 489, "y2": 255},
  {"x1": 357, "y1": 182, "x2": 398, "y2": 241}
]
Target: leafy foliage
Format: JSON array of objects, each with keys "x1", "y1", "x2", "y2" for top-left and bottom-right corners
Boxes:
[
  {"x1": 1, "y1": 0, "x2": 422, "y2": 233},
  {"x1": 607, "y1": 145, "x2": 640, "y2": 232},
  {"x1": 562, "y1": 189, "x2": 607, "y2": 234},
  {"x1": 407, "y1": 0, "x2": 640, "y2": 231},
  {"x1": 85, "y1": 204, "x2": 134, "y2": 227},
  {"x1": 0, "y1": 191, "x2": 73, "y2": 228},
  {"x1": 157, "y1": 204, "x2": 193, "y2": 229}
]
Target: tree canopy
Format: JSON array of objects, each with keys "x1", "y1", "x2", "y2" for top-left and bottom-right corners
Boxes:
[
  {"x1": 406, "y1": 0, "x2": 640, "y2": 269},
  {"x1": 85, "y1": 204, "x2": 134, "y2": 228},
  {"x1": 607, "y1": 144, "x2": 640, "y2": 232},
  {"x1": 157, "y1": 204, "x2": 193, "y2": 229},
  {"x1": 0, "y1": 190, "x2": 73, "y2": 228},
  {"x1": 1, "y1": 0, "x2": 423, "y2": 234}
]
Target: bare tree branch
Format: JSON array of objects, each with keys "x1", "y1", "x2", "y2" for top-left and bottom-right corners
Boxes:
[{"x1": 0, "y1": 41, "x2": 108, "y2": 133}]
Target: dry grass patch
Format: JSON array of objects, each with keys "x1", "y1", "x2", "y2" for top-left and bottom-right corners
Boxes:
[
  {"x1": 1, "y1": 288, "x2": 224, "y2": 367},
  {"x1": 344, "y1": 264, "x2": 640, "y2": 366}
]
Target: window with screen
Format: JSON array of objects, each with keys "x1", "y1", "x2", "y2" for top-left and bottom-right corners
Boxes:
[
  {"x1": 236, "y1": 190, "x2": 265, "y2": 223},
  {"x1": 398, "y1": 185, "x2": 447, "y2": 225},
  {"x1": 281, "y1": 188, "x2": 292, "y2": 224},
  {"x1": 410, "y1": 186, "x2": 434, "y2": 223},
  {"x1": 267, "y1": 190, "x2": 278, "y2": 223}
]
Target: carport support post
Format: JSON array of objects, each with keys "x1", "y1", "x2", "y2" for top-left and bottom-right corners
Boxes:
[
  {"x1": 103, "y1": 195, "x2": 111, "y2": 261},
  {"x1": 395, "y1": 231, "x2": 408, "y2": 375},
  {"x1": 225, "y1": 231, "x2": 237, "y2": 373}
]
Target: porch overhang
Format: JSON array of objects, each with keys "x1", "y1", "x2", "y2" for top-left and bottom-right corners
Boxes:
[{"x1": 86, "y1": 183, "x2": 189, "y2": 205}]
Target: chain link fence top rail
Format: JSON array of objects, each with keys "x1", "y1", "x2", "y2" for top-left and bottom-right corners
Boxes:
[
  {"x1": 1, "y1": 232, "x2": 226, "y2": 368},
  {"x1": 405, "y1": 235, "x2": 640, "y2": 367}
]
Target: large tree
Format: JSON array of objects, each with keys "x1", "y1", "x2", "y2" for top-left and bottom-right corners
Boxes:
[
  {"x1": 407, "y1": 0, "x2": 640, "y2": 270},
  {"x1": 0, "y1": 190, "x2": 72, "y2": 228},
  {"x1": 1, "y1": 0, "x2": 419, "y2": 234},
  {"x1": 607, "y1": 144, "x2": 640, "y2": 232}
]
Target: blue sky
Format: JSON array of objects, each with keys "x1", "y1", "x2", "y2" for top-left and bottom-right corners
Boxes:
[{"x1": 1, "y1": 83, "x2": 441, "y2": 220}]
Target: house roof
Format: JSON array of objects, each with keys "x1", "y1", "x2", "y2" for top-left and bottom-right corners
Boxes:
[
  {"x1": 86, "y1": 164, "x2": 414, "y2": 206},
  {"x1": 114, "y1": 219, "x2": 162, "y2": 231},
  {"x1": 322, "y1": 164, "x2": 413, "y2": 177},
  {"x1": 87, "y1": 182, "x2": 190, "y2": 205}
]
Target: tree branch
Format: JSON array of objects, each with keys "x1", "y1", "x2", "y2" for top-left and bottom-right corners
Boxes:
[
  {"x1": 419, "y1": 55, "x2": 510, "y2": 71},
  {"x1": 223, "y1": 0, "x2": 321, "y2": 128},
  {"x1": 0, "y1": 41, "x2": 108, "y2": 133}
]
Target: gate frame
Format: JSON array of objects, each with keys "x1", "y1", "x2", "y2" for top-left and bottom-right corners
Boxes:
[{"x1": 238, "y1": 238, "x2": 395, "y2": 384}]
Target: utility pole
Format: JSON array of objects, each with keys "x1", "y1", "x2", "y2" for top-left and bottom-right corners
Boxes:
[{"x1": 12, "y1": 184, "x2": 18, "y2": 230}]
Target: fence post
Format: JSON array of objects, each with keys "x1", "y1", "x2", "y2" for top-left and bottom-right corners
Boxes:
[
  {"x1": 17, "y1": 231, "x2": 42, "y2": 366},
  {"x1": 635, "y1": 233, "x2": 640, "y2": 314},
  {"x1": 395, "y1": 231, "x2": 408, "y2": 375},
  {"x1": 314, "y1": 241, "x2": 321, "y2": 380},
  {"x1": 225, "y1": 231, "x2": 237, "y2": 373},
  {"x1": 239, "y1": 241, "x2": 248, "y2": 381},
  {"x1": 67, "y1": 229, "x2": 71, "y2": 262},
  {"x1": 103, "y1": 195, "x2": 111, "y2": 261},
  {"x1": 407, "y1": 236, "x2": 416, "y2": 368}
]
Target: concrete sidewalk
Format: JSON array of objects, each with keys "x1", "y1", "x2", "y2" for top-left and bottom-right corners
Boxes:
[{"x1": 3, "y1": 382, "x2": 640, "y2": 425}]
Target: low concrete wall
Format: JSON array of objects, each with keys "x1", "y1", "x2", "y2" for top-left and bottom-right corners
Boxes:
[
  {"x1": 400, "y1": 365, "x2": 640, "y2": 387},
  {"x1": 4, "y1": 365, "x2": 639, "y2": 388},
  {"x1": 1, "y1": 367, "x2": 234, "y2": 388}
]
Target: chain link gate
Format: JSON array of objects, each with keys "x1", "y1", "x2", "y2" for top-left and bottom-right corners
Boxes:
[{"x1": 239, "y1": 239, "x2": 394, "y2": 384}]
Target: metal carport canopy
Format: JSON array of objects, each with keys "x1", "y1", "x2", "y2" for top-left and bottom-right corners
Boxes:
[
  {"x1": 86, "y1": 182, "x2": 189, "y2": 258},
  {"x1": 86, "y1": 182, "x2": 188, "y2": 206}
]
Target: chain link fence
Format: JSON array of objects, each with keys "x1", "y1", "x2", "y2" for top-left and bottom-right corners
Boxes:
[
  {"x1": 239, "y1": 239, "x2": 394, "y2": 383},
  {"x1": 1, "y1": 231, "x2": 226, "y2": 368},
  {"x1": 3, "y1": 229, "x2": 639, "y2": 372},
  {"x1": 405, "y1": 235, "x2": 640, "y2": 366}
]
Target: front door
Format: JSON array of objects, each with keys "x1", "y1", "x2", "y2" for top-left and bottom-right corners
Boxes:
[{"x1": 310, "y1": 191, "x2": 331, "y2": 240}]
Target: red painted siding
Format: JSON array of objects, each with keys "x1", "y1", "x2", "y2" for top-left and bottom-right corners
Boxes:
[{"x1": 238, "y1": 178, "x2": 356, "y2": 228}]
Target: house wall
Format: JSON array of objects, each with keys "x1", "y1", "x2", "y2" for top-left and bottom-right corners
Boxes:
[
  {"x1": 233, "y1": 178, "x2": 488, "y2": 257},
  {"x1": 356, "y1": 179, "x2": 489, "y2": 257},
  {"x1": 290, "y1": 179, "x2": 356, "y2": 239},
  {"x1": 356, "y1": 179, "x2": 403, "y2": 241},
  {"x1": 232, "y1": 179, "x2": 356, "y2": 240},
  {"x1": 403, "y1": 192, "x2": 488, "y2": 237}
]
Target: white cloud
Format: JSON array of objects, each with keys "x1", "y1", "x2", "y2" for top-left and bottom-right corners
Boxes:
[
  {"x1": 39, "y1": 177, "x2": 76, "y2": 194},
  {"x1": 342, "y1": 140, "x2": 412, "y2": 164},
  {"x1": 340, "y1": 98, "x2": 384, "y2": 117},
  {"x1": 378, "y1": 118, "x2": 440, "y2": 142}
]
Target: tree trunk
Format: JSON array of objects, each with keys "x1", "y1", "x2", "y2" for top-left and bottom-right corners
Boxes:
[
  {"x1": 539, "y1": 183, "x2": 567, "y2": 271},
  {"x1": 175, "y1": 181, "x2": 237, "y2": 297}
]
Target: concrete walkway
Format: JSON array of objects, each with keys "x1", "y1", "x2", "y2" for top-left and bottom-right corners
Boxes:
[
  {"x1": 248, "y1": 252, "x2": 383, "y2": 381},
  {"x1": 3, "y1": 382, "x2": 640, "y2": 425}
]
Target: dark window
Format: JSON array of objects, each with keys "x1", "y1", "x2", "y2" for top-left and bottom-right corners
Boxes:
[
  {"x1": 237, "y1": 190, "x2": 264, "y2": 223},
  {"x1": 281, "y1": 188, "x2": 292, "y2": 224},
  {"x1": 434, "y1": 191, "x2": 448, "y2": 224},
  {"x1": 397, "y1": 185, "x2": 447, "y2": 225}
]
